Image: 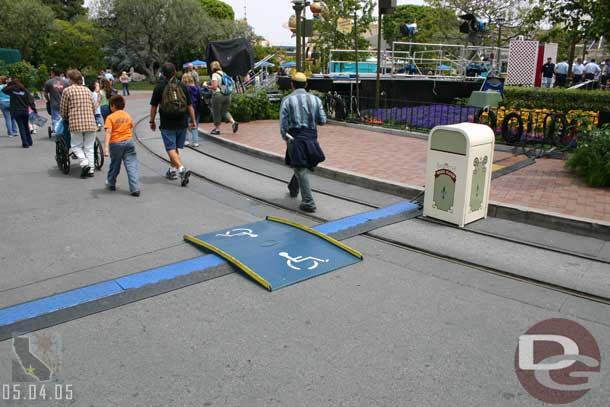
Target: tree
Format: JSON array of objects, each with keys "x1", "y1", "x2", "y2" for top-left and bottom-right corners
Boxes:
[
  {"x1": 382, "y1": 5, "x2": 457, "y2": 45},
  {"x1": 310, "y1": 0, "x2": 376, "y2": 68},
  {"x1": 198, "y1": 0, "x2": 234, "y2": 20},
  {"x1": 94, "y1": 0, "x2": 214, "y2": 79},
  {"x1": 527, "y1": 0, "x2": 595, "y2": 73},
  {"x1": 589, "y1": 0, "x2": 610, "y2": 38},
  {"x1": 425, "y1": 0, "x2": 531, "y2": 30},
  {"x1": 0, "y1": 0, "x2": 55, "y2": 63},
  {"x1": 43, "y1": 19, "x2": 104, "y2": 70},
  {"x1": 7, "y1": 61, "x2": 37, "y2": 89},
  {"x1": 41, "y1": 0, "x2": 86, "y2": 21}
]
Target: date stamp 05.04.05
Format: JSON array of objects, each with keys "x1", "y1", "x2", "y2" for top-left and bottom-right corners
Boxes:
[{"x1": 2, "y1": 333, "x2": 75, "y2": 405}]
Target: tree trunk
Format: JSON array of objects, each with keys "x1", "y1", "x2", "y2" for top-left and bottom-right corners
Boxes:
[
  {"x1": 567, "y1": 39, "x2": 576, "y2": 77},
  {"x1": 143, "y1": 63, "x2": 156, "y2": 82}
]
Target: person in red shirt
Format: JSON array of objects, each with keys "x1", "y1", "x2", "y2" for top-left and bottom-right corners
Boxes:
[{"x1": 103, "y1": 95, "x2": 140, "y2": 196}]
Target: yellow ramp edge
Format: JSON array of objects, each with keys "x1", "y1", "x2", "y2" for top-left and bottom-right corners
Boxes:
[
  {"x1": 266, "y1": 216, "x2": 364, "y2": 260},
  {"x1": 183, "y1": 234, "x2": 272, "y2": 291}
]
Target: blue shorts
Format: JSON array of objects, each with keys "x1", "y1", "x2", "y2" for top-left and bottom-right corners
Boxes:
[{"x1": 160, "y1": 128, "x2": 187, "y2": 151}]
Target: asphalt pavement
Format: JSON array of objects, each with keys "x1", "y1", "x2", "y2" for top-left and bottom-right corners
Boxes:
[{"x1": 0, "y1": 93, "x2": 608, "y2": 406}]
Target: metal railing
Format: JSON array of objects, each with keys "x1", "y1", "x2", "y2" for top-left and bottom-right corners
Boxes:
[
  {"x1": 324, "y1": 92, "x2": 598, "y2": 155},
  {"x1": 326, "y1": 42, "x2": 509, "y2": 77}
]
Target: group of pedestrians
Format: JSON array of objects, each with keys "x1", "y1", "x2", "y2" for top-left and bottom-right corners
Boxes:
[
  {"x1": 58, "y1": 69, "x2": 140, "y2": 194},
  {"x1": 0, "y1": 61, "x2": 327, "y2": 212},
  {"x1": 541, "y1": 57, "x2": 609, "y2": 89},
  {"x1": 148, "y1": 60, "x2": 239, "y2": 183},
  {"x1": 146, "y1": 61, "x2": 325, "y2": 211}
]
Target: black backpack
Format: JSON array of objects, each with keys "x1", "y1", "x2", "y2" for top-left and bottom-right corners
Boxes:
[{"x1": 160, "y1": 77, "x2": 187, "y2": 116}]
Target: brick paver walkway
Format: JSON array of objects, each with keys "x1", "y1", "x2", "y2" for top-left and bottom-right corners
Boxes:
[{"x1": 201, "y1": 120, "x2": 610, "y2": 223}]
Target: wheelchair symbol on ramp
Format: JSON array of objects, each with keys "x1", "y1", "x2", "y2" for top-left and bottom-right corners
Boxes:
[
  {"x1": 216, "y1": 228, "x2": 258, "y2": 238},
  {"x1": 278, "y1": 252, "x2": 329, "y2": 271}
]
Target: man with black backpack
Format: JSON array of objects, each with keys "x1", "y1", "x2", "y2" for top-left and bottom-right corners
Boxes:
[{"x1": 149, "y1": 63, "x2": 197, "y2": 185}]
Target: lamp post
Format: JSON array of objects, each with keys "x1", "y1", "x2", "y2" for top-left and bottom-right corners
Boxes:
[
  {"x1": 375, "y1": 5, "x2": 382, "y2": 108},
  {"x1": 302, "y1": 2, "x2": 309, "y2": 71},
  {"x1": 495, "y1": 16, "x2": 505, "y2": 73},
  {"x1": 292, "y1": 0, "x2": 305, "y2": 72},
  {"x1": 354, "y1": 6, "x2": 359, "y2": 113}
]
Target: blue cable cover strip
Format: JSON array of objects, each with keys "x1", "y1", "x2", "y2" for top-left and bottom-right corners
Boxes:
[
  {"x1": 0, "y1": 201, "x2": 420, "y2": 327},
  {"x1": 115, "y1": 255, "x2": 226, "y2": 290},
  {"x1": 0, "y1": 281, "x2": 123, "y2": 326},
  {"x1": 315, "y1": 201, "x2": 420, "y2": 235}
]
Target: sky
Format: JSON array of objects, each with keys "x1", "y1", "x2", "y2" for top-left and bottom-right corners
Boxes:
[{"x1": 223, "y1": 0, "x2": 424, "y2": 46}]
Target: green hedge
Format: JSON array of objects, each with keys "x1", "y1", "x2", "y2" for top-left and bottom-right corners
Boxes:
[
  {"x1": 229, "y1": 90, "x2": 280, "y2": 122},
  {"x1": 566, "y1": 125, "x2": 610, "y2": 187},
  {"x1": 503, "y1": 87, "x2": 610, "y2": 113}
]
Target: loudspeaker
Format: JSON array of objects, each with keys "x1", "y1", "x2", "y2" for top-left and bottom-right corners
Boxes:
[{"x1": 379, "y1": 0, "x2": 396, "y2": 14}]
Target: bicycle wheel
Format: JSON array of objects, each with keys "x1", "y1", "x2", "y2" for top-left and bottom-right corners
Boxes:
[
  {"x1": 56, "y1": 138, "x2": 71, "y2": 174},
  {"x1": 94, "y1": 138, "x2": 104, "y2": 170},
  {"x1": 475, "y1": 108, "x2": 497, "y2": 130},
  {"x1": 543, "y1": 113, "x2": 567, "y2": 146},
  {"x1": 55, "y1": 138, "x2": 62, "y2": 169},
  {"x1": 501, "y1": 112, "x2": 523, "y2": 145}
]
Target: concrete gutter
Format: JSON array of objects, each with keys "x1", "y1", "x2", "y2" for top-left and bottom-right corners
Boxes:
[{"x1": 201, "y1": 129, "x2": 610, "y2": 241}]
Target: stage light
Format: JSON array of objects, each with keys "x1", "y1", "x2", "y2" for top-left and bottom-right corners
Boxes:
[{"x1": 400, "y1": 23, "x2": 418, "y2": 36}]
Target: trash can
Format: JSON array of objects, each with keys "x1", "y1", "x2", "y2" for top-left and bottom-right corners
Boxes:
[{"x1": 423, "y1": 123, "x2": 495, "y2": 227}]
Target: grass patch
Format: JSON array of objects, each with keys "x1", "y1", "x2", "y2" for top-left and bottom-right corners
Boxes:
[{"x1": 127, "y1": 81, "x2": 156, "y2": 91}]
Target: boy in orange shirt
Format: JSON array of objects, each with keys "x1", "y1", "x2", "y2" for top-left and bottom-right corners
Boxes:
[{"x1": 103, "y1": 95, "x2": 140, "y2": 196}]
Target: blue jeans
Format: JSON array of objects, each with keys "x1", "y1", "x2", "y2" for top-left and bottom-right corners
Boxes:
[
  {"x1": 50, "y1": 106, "x2": 61, "y2": 131},
  {"x1": 14, "y1": 111, "x2": 32, "y2": 147},
  {"x1": 187, "y1": 112, "x2": 200, "y2": 144},
  {"x1": 121, "y1": 83, "x2": 130, "y2": 96},
  {"x1": 0, "y1": 100, "x2": 17, "y2": 135},
  {"x1": 107, "y1": 140, "x2": 139, "y2": 192},
  {"x1": 160, "y1": 128, "x2": 187, "y2": 151},
  {"x1": 100, "y1": 105, "x2": 111, "y2": 121}
]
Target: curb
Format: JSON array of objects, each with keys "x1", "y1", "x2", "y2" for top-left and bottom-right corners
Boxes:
[{"x1": 200, "y1": 128, "x2": 610, "y2": 241}]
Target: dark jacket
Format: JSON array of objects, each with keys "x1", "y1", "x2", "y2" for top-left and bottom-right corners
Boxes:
[
  {"x1": 1, "y1": 84, "x2": 35, "y2": 113},
  {"x1": 187, "y1": 85, "x2": 199, "y2": 112},
  {"x1": 541, "y1": 63, "x2": 555, "y2": 78},
  {"x1": 284, "y1": 128, "x2": 325, "y2": 169}
]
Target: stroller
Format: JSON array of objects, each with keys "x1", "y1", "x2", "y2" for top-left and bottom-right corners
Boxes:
[{"x1": 54, "y1": 119, "x2": 104, "y2": 175}]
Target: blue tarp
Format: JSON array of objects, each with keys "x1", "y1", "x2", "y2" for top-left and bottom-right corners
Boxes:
[{"x1": 183, "y1": 59, "x2": 207, "y2": 68}]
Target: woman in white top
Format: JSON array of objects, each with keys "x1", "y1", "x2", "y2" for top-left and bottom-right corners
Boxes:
[{"x1": 119, "y1": 71, "x2": 130, "y2": 96}]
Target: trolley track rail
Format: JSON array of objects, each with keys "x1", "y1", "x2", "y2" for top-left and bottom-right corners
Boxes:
[
  {"x1": 190, "y1": 127, "x2": 609, "y2": 266},
  {"x1": 134, "y1": 116, "x2": 610, "y2": 306}
]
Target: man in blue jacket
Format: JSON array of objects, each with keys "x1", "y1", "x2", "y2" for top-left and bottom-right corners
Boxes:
[{"x1": 279, "y1": 72, "x2": 327, "y2": 213}]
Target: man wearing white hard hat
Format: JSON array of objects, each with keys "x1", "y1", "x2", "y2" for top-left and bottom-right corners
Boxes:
[{"x1": 279, "y1": 72, "x2": 327, "y2": 213}]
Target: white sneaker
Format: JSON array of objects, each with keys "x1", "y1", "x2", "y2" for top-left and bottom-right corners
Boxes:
[
  {"x1": 192, "y1": 143, "x2": 199, "y2": 147},
  {"x1": 184, "y1": 141, "x2": 191, "y2": 146}
]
